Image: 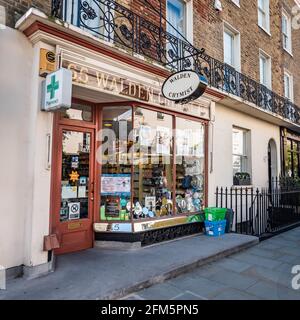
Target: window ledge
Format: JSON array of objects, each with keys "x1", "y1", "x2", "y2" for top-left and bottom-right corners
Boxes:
[
  {"x1": 232, "y1": 185, "x2": 253, "y2": 189},
  {"x1": 283, "y1": 48, "x2": 293, "y2": 58},
  {"x1": 258, "y1": 25, "x2": 271, "y2": 37},
  {"x1": 231, "y1": 1, "x2": 241, "y2": 8}
]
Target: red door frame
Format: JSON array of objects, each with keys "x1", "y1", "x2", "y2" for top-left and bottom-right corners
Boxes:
[{"x1": 50, "y1": 101, "x2": 97, "y2": 254}]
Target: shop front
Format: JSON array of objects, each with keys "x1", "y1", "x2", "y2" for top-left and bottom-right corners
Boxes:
[
  {"x1": 281, "y1": 127, "x2": 300, "y2": 178},
  {"x1": 50, "y1": 48, "x2": 211, "y2": 254}
]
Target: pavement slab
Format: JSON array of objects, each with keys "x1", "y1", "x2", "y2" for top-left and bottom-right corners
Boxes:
[
  {"x1": 0, "y1": 233, "x2": 258, "y2": 300},
  {"x1": 2, "y1": 227, "x2": 300, "y2": 300},
  {"x1": 211, "y1": 288, "x2": 259, "y2": 300},
  {"x1": 130, "y1": 227, "x2": 300, "y2": 300}
]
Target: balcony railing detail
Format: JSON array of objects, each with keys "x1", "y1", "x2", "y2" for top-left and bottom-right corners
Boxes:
[{"x1": 51, "y1": 0, "x2": 300, "y2": 125}]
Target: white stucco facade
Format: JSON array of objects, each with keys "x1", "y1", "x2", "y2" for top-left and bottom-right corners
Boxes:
[
  {"x1": 207, "y1": 102, "x2": 282, "y2": 206},
  {"x1": 0, "y1": 26, "x2": 53, "y2": 269}
]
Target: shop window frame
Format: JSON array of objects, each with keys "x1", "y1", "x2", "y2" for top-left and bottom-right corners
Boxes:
[
  {"x1": 97, "y1": 101, "x2": 209, "y2": 224},
  {"x1": 58, "y1": 98, "x2": 97, "y2": 128}
]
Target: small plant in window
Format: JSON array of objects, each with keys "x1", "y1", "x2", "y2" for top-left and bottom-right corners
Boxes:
[{"x1": 233, "y1": 172, "x2": 251, "y2": 186}]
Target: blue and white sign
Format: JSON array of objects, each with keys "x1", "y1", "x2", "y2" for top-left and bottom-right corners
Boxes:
[{"x1": 42, "y1": 68, "x2": 72, "y2": 111}]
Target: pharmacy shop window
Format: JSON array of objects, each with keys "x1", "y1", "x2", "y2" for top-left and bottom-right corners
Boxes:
[
  {"x1": 175, "y1": 118, "x2": 205, "y2": 215},
  {"x1": 132, "y1": 107, "x2": 173, "y2": 220},
  {"x1": 100, "y1": 106, "x2": 133, "y2": 222}
]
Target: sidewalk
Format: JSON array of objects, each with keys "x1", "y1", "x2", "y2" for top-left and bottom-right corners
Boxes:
[
  {"x1": 125, "y1": 227, "x2": 300, "y2": 300},
  {"x1": 0, "y1": 233, "x2": 258, "y2": 300}
]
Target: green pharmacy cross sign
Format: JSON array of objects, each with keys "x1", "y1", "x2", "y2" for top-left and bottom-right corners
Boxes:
[
  {"x1": 47, "y1": 75, "x2": 59, "y2": 99},
  {"x1": 42, "y1": 68, "x2": 72, "y2": 112}
]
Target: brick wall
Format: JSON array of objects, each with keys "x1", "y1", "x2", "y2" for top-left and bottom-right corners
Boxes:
[
  {"x1": 0, "y1": 0, "x2": 51, "y2": 28},
  {"x1": 126, "y1": 0, "x2": 300, "y2": 105},
  {"x1": 192, "y1": 0, "x2": 300, "y2": 105},
  {"x1": 1, "y1": 0, "x2": 300, "y2": 106}
]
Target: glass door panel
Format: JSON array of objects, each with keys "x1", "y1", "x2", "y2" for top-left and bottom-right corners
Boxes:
[{"x1": 60, "y1": 130, "x2": 91, "y2": 222}]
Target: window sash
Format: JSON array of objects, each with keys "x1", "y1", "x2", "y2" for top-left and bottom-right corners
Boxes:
[
  {"x1": 258, "y1": 8, "x2": 266, "y2": 26},
  {"x1": 284, "y1": 74, "x2": 290, "y2": 98},
  {"x1": 233, "y1": 155, "x2": 248, "y2": 175},
  {"x1": 232, "y1": 128, "x2": 247, "y2": 156},
  {"x1": 258, "y1": 0, "x2": 269, "y2": 30},
  {"x1": 260, "y1": 55, "x2": 267, "y2": 86},
  {"x1": 258, "y1": 0, "x2": 264, "y2": 11},
  {"x1": 282, "y1": 14, "x2": 291, "y2": 51},
  {"x1": 284, "y1": 73, "x2": 293, "y2": 100},
  {"x1": 167, "y1": 0, "x2": 186, "y2": 38},
  {"x1": 224, "y1": 30, "x2": 234, "y2": 66}
]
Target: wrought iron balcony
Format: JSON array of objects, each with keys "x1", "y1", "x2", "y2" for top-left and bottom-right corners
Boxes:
[{"x1": 51, "y1": 0, "x2": 300, "y2": 125}]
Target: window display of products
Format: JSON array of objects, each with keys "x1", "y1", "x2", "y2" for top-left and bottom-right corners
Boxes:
[
  {"x1": 100, "y1": 106, "x2": 133, "y2": 221},
  {"x1": 133, "y1": 108, "x2": 173, "y2": 219},
  {"x1": 175, "y1": 118, "x2": 205, "y2": 215},
  {"x1": 99, "y1": 105, "x2": 206, "y2": 223}
]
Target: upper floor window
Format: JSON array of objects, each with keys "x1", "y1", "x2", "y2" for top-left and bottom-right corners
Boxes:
[
  {"x1": 282, "y1": 11, "x2": 292, "y2": 54},
  {"x1": 259, "y1": 50, "x2": 271, "y2": 88},
  {"x1": 284, "y1": 71, "x2": 294, "y2": 102},
  {"x1": 258, "y1": 0, "x2": 270, "y2": 33},
  {"x1": 167, "y1": 0, "x2": 186, "y2": 39},
  {"x1": 64, "y1": 1, "x2": 107, "y2": 38},
  {"x1": 223, "y1": 23, "x2": 241, "y2": 70},
  {"x1": 166, "y1": 0, "x2": 193, "y2": 42}
]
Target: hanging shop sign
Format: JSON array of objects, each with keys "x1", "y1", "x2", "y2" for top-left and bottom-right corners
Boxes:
[
  {"x1": 41, "y1": 68, "x2": 72, "y2": 112},
  {"x1": 162, "y1": 70, "x2": 208, "y2": 104}
]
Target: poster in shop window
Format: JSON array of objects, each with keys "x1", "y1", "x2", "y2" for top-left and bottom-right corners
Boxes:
[
  {"x1": 156, "y1": 126, "x2": 171, "y2": 155},
  {"x1": 139, "y1": 125, "x2": 153, "y2": 147},
  {"x1": 176, "y1": 129, "x2": 191, "y2": 156},
  {"x1": 101, "y1": 174, "x2": 131, "y2": 196}
]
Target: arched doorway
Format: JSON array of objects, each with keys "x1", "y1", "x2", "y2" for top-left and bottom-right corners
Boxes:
[{"x1": 268, "y1": 139, "x2": 278, "y2": 190}]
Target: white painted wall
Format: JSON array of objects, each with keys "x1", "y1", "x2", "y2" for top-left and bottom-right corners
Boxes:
[
  {"x1": 0, "y1": 26, "x2": 53, "y2": 269},
  {"x1": 208, "y1": 102, "x2": 281, "y2": 206},
  {"x1": 23, "y1": 41, "x2": 54, "y2": 268},
  {"x1": 0, "y1": 27, "x2": 34, "y2": 268}
]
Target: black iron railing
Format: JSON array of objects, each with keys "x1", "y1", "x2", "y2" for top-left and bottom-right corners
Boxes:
[
  {"x1": 51, "y1": 0, "x2": 300, "y2": 125},
  {"x1": 216, "y1": 183, "x2": 300, "y2": 239}
]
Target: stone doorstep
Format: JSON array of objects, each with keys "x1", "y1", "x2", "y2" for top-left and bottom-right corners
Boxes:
[
  {"x1": 100, "y1": 237, "x2": 259, "y2": 300},
  {"x1": 94, "y1": 233, "x2": 203, "y2": 251}
]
